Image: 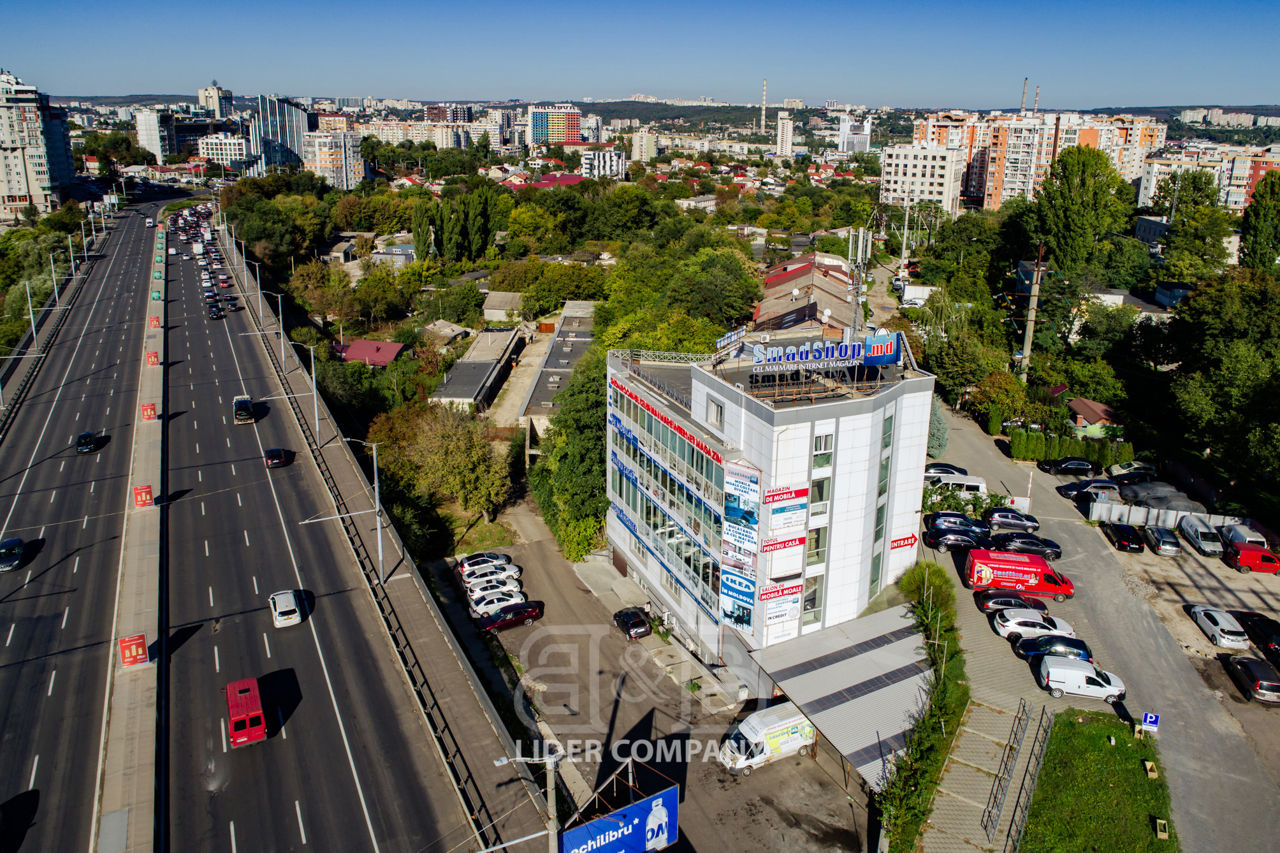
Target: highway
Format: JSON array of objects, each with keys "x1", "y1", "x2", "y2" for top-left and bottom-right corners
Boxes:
[
  {"x1": 0, "y1": 201, "x2": 159, "y2": 850},
  {"x1": 162, "y1": 215, "x2": 476, "y2": 851}
]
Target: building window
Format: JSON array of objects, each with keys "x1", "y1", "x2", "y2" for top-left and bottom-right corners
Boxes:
[
  {"x1": 802, "y1": 576, "x2": 824, "y2": 626},
  {"x1": 806, "y1": 526, "x2": 828, "y2": 566},
  {"x1": 707, "y1": 397, "x2": 724, "y2": 428},
  {"x1": 881, "y1": 414, "x2": 895, "y2": 450},
  {"x1": 812, "y1": 433, "x2": 833, "y2": 468},
  {"x1": 878, "y1": 456, "x2": 891, "y2": 497},
  {"x1": 661, "y1": 570, "x2": 682, "y2": 604},
  {"x1": 810, "y1": 477, "x2": 830, "y2": 517},
  {"x1": 869, "y1": 553, "x2": 883, "y2": 597},
  {"x1": 874, "y1": 503, "x2": 887, "y2": 543}
]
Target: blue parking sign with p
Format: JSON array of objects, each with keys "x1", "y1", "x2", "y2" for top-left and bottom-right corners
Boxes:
[{"x1": 1142, "y1": 712, "x2": 1159, "y2": 731}]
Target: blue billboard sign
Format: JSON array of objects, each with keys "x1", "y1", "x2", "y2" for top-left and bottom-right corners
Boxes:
[
  {"x1": 560, "y1": 786, "x2": 679, "y2": 853},
  {"x1": 862, "y1": 332, "x2": 901, "y2": 366}
]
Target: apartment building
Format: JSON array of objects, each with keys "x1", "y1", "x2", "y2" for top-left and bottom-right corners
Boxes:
[
  {"x1": 914, "y1": 110, "x2": 1166, "y2": 210},
  {"x1": 426, "y1": 103, "x2": 472, "y2": 123},
  {"x1": 198, "y1": 84, "x2": 233, "y2": 119},
  {"x1": 631, "y1": 129, "x2": 657, "y2": 163},
  {"x1": 317, "y1": 113, "x2": 354, "y2": 132},
  {"x1": 880, "y1": 144, "x2": 966, "y2": 216},
  {"x1": 775, "y1": 111, "x2": 794, "y2": 158},
  {"x1": 248, "y1": 95, "x2": 312, "y2": 174},
  {"x1": 196, "y1": 132, "x2": 248, "y2": 170},
  {"x1": 135, "y1": 108, "x2": 176, "y2": 161},
  {"x1": 302, "y1": 131, "x2": 365, "y2": 190},
  {"x1": 1138, "y1": 141, "x2": 1280, "y2": 212},
  {"x1": 0, "y1": 69, "x2": 74, "y2": 219},
  {"x1": 605, "y1": 328, "x2": 933, "y2": 690},
  {"x1": 528, "y1": 104, "x2": 582, "y2": 144},
  {"x1": 580, "y1": 149, "x2": 627, "y2": 180}
]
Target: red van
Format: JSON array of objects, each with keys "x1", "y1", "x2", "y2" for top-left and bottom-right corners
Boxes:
[
  {"x1": 1224, "y1": 541, "x2": 1280, "y2": 574},
  {"x1": 224, "y1": 677, "x2": 267, "y2": 748},
  {"x1": 965, "y1": 550, "x2": 1075, "y2": 602}
]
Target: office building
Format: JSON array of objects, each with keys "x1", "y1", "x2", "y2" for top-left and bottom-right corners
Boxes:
[
  {"x1": 838, "y1": 115, "x2": 872, "y2": 154},
  {"x1": 880, "y1": 144, "x2": 967, "y2": 216},
  {"x1": 631, "y1": 130, "x2": 657, "y2": 163},
  {"x1": 197, "y1": 133, "x2": 249, "y2": 170},
  {"x1": 198, "y1": 83, "x2": 233, "y2": 119},
  {"x1": 302, "y1": 131, "x2": 365, "y2": 190},
  {"x1": 580, "y1": 149, "x2": 627, "y2": 180},
  {"x1": 248, "y1": 95, "x2": 312, "y2": 174},
  {"x1": 605, "y1": 327, "x2": 933, "y2": 689},
  {"x1": 0, "y1": 69, "x2": 74, "y2": 219},
  {"x1": 136, "y1": 108, "x2": 176, "y2": 161},
  {"x1": 528, "y1": 103, "x2": 582, "y2": 144},
  {"x1": 775, "y1": 111, "x2": 794, "y2": 158}
]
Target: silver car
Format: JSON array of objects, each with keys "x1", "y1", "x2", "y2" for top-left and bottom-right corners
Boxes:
[{"x1": 1143, "y1": 526, "x2": 1182, "y2": 557}]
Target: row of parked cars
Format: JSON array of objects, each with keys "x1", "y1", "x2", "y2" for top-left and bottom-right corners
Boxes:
[{"x1": 455, "y1": 553, "x2": 544, "y2": 630}]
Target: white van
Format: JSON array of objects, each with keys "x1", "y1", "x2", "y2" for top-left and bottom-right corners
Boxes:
[
  {"x1": 925, "y1": 473, "x2": 988, "y2": 496},
  {"x1": 1178, "y1": 515, "x2": 1224, "y2": 557},
  {"x1": 1218, "y1": 523, "x2": 1267, "y2": 550},
  {"x1": 718, "y1": 702, "x2": 816, "y2": 776},
  {"x1": 1038, "y1": 656, "x2": 1126, "y2": 704}
]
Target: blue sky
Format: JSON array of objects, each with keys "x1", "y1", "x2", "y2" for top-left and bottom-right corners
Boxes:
[{"x1": 5, "y1": 0, "x2": 1279, "y2": 109}]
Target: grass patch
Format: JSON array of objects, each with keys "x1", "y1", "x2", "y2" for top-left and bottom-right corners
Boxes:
[
  {"x1": 444, "y1": 505, "x2": 514, "y2": 553},
  {"x1": 161, "y1": 197, "x2": 203, "y2": 215},
  {"x1": 1021, "y1": 710, "x2": 1178, "y2": 852}
]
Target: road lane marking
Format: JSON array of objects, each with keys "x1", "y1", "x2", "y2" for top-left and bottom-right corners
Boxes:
[
  {"x1": 59, "y1": 461, "x2": 65, "y2": 472},
  {"x1": 5, "y1": 624, "x2": 12, "y2": 646},
  {"x1": 61, "y1": 607, "x2": 69, "y2": 629},
  {"x1": 221, "y1": 725, "x2": 226, "y2": 753},
  {"x1": 201, "y1": 502, "x2": 205, "y2": 517},
  {"x1": 278, "y1": 709, "x2": 287, "y2": 740},
  {"x1": 28, "y1": 755, "x2": 37, "y2": 789},
  {"x1": 198, "y1": 470, "x2": 202, "y2": 482},
  {"x1": 75, "y1": 412, "x2": 79, "y2": 421},
  {"x1": 226, "y1": 437, "x2": 230, "y2": 448},
  {"x1": 204, "y1": 540, "x2": 210, "y2": 557},
  {"x1": 213, "y1": 645, "x2": 220, "y2": 672},
  {"x1": 252, "y1": 575, "x2": 258, "y2": 594},
  {"x1": 229, "y1": 822, "x2": 236, "y2": 853},
  {"x1": 47, "y1": 670, "x2": 56, "y2": 696},
  {"x1": 263, "y1": 633, "x2": 271, "y2": 658},
  {"x1": 49, "y1": 490, "x2": 56, "y2": 504},
  {"x1": 24, "y1": 571, "x2": 31, "y2": 586},
  {"x1": 38, "y1": 525, "x2": 45, "y2": 539},
  {"x1": 230, "y1": 464, "x2": 236, "y2": 476},
  {"x1": 236, "y1": 493, "x2": 242, "y2": 507},
  {"x1": 90, "y1": 481, "x2": 95, "y2": 494},
  {"x1": 195, "y1": 442, "x2": 199, "y2": 454},
  {"x1": 222, "y1": 415, "x2": 227, "y2": 425},
  {"x1": 243, "y1": 530, "x2": 250, "y2": 547},
  {"x1": 296, "y1": 801, "x2": 307, "y2": 845},
  {"x1": 193, "y1": 420, "x2": 197, "y2": 430}
]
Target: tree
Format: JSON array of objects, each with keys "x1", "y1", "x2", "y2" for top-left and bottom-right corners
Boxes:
[
  {"x1": 1160, "y1": 203, "x2": 1233, "y2": 282},
  {"x1": 1035, "y1": 146, "x2": 1132, "y2": 277},
  {"x1": 665, "y1": 247, "x2": 761, "y2": 328},
  {"x1": 927, "y1": 398, "x2": 950, "y2": 458},
  {"x1": 1150, "y1": 169, "x2": 1217, "y2": 217},
  {"x1": 411, "y1": 199, "x2": 434, "y2": 261},
  {"x1": 1241, "y1": 170, "x2": 1280, "y2": 272}
]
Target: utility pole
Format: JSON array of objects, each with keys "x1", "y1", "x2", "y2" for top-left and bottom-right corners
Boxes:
[
  {"x1": 1019, "y1": 244, "x2": 1045, "y2": 384},
  {"x1": 899, "y1": 203, "x2": 911, "y2": 270}
]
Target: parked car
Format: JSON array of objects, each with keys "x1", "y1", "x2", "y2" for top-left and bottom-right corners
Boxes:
[
  {"x1": 974, "y1": 591, "x2": 1049, "y2": 615},
  {"x1": 1056, "y1": 479, "x2": 1120, "y2": 501},
  {"x1": 900, "y1": 298, "x2": 925, "y2": 309},
  {"x1": 268, "y1": 590, "x2": 303, "y2": 628},
  {"x1": 613, "y1": 607, "x2": 652, "y2": 639},
  {"x1": 462, "y1": 565, "x2": 523, "y2": 587},
  {"x1": 457, "y1": 552, "x2": 511, "y2": 573},
  {"x1": 1142, "y1": 526, "x2": 1182, "y2": 557},
  {"x1": 1190, "y1": 605, "x2": 1250, "y2": 649},
  {"x1": 1218, "y1": 523, "x2": 1268, "y2": 549},
  {"x1": 924, "y1": 462, "x2": 968, "y2": 477},
  {"x1": 1239, "y1": 612, "x2": 1280, "y2": 668},
  {"x1": 993, "y1": 608, "x2": 1076, "y2": 643},
  {"x1": 1223, "y1": 541, "x2": 1280, "y2": 574},
  {"x1": 991, "y1": 532, "x2": 1063, "y2": 561},
  {"x1": 926, "y1": 512, "x2": 990, "y2": 537},
  {"x1": 476, "y1": 601, "x2": 545, "y2": 632},
  {"x1": 1038, "y1": 656, "x2": 1126, "y2": 704},
  {"x1": 469, "y1": 590, "x2": 528, "y2": 619},
  {"x1": 1225, "y1": 656, "x2": 1280, "y2": 704},
  {"x1": 1101, "y1": 523, "x2": 1146, "y2": 553},
  {"x1": 1107, "y1": 460, "x2": 1158, "y2": 479},
  {"x1": 466, "y1": 577, "x2": 523, "y2": 601},
  {"x1": 982, "y1": 507, "x2": 1040, "y2": 532},
  {"x1": 923, "y1": 527, "x2": 992, "y2": 552},
  {"x1": 1178, "y1": 516, "x2": 1225, "y2": 557},
  {"x1": 1038, "y1": 457, "x2": 1096, "y2": 475},
  {"x1": 1015, "y1": 635, "x2": 1094, "y2": 663},
  {"x1": 1112, "y1": 470, "x2": 1157, "y2": 486}
]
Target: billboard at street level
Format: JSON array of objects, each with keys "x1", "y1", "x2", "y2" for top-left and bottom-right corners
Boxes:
[{"x1": 560, "y1": 786, "x2": 679, "y2": 853}]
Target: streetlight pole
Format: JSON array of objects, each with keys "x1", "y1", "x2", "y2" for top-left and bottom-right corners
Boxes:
[
  {"x1": 49, "y1": 254, "x2": 59, "y2": 303},
  {"x1": 344, "y1": 438, "x2": 384, "y2": 583},
  {"x1": 24, "y1": 281, "x2": 38, "y2": 348},
  {"x1": 68, "y1": 234, "x2": 75, "y2": 275},
  {"x1": 246, "y1": 259, "x2": 262, "y2": 318},
  {"x1": 494, "y1": 747, "x2": 563, "y2": 853},
  {"x1": 293, "y1": 341, "x2": 320, "y2": 441},
  {"x1": 79, "y1": 220, "x2": 87, "y2": 260},
  {"x1": 269, "y1": 291, "x2": 286, "y2": 363}
]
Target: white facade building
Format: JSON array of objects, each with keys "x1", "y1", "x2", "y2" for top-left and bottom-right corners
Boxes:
[
  {"x1": 880, "y1": 144, "x2": 967, "y2": 216},
  {"x1": 135, "y1": 108, "x2": 175, "y2": 162},
  {"x1": 580, "y1": 149, "x2": 627, "y2": 180},
  {"x1": 198, "y1": 84, "x2": 233, "y2": 119},
  {"x1": 631, "y1": 130, "x2": 657, "y2": 163},
  {"x1": 838, "y1": 114, "x2": 872, "y2": 153},
  {"x1": 0, "y1": 69, "x2": 74, "y2": 218},
  {"x1": 605, "y1": 329, "x2": 933, "y2": 694},
  {"x1": 302, "y1": 131, "x2": 364, "y2": 190},
  {"x1": 776, "y1": 111, "x2": 794, "y2": 158},
  {"x1": 197, "y1": 133, "x2": 248, "y2": 170}
]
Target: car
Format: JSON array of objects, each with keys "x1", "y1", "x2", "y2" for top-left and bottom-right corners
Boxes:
[
  {"x1": 75, "y1": 431, "x2": 98, "y2": 454},
  {"x1": 182, "y1": 254, "x2": 191, "y2": 260},
  {"x1": 974, "y1": 591, "x2": 1049, "y2": 615},
  {"x1": 1038, "y1": 457, "x2": 1096, "y2": 475},
  {"x1": 469, "y1": 590, "x2": 527, "y2": 619},
  {"x1": 1113, "y1": 470, "x2": 1157, "y2": 486},
  {"x1": 926, "y1": 512, "x2": 990, "y2": 537},
  {"x1": 923, "y1": 528, "x2": 992, "y2": 552},
  {"x1": 466, "y1": 577, "x2": 523, "y2": 601},
  {"x1": 207, "y1": 307, "x2": 224, "y2": 321},
  {"x1": 924, "y1": 462, "x2": 968, "y2": 477},
  {"x1": 1015, "y1": 635, "x2": 1094, "y2": 663},
  {"x1": 461, "y1": 564, "x2": 523, "y2": 587},
  {"x1": 220, "y1": 279, "x2": 233, "y2": 288},
  {"x1": 1224, "y1": 541, "x2": 1280, "y2": 574},
  {"x1": 1239, "y1": 612, "x2": 1280, "y2": 669},
  {"x1": 614, "y1": 607, "x2": 652, "y2": 639},
  {"x1": 1107, "y1": 460, "x2": 1157, "y2": 479},
  {"x1": 476, "y1": 601, "x2": 545, "y2": 632},
  {"x1": 264, "y1": 448, "x2": 288, "y2": 468},
  {"x1": 991, "y1": 532, "x2": 1062, "y2": 560},
  {"x1": 1142, "y1": 525, "x2": 1182, "y2": 557},
  {"x1": 993, "y1": 608, "x2": 1075, "y2": 643},
  {"x1": 457, "y1": 552, "x2": 512, "y2": 573},
  {"x1": 268, "y1": 590, "x2": 303, "y2": 628},
  {"x1": 1225, "y1": 656, "x2": 1280, "y2": 704},
  {"x1": 1101, "y1": 523, "x2": 1146, "y2": 553},
  {"x1": 1190, "y1": 605, "x2": 1251, "y2": 650},
  {"x1": 1056, "y1": 478, "x2": 1119, "y2": 499},
  {"x1": 982, "y1": 507, "x2": 1040, "y2": 532},
  {"x1": 900, "y1": 298, "x2": 925, "y2": 309},
  {"x1": 0, "y1": 537, "x2": 23, "y2": 572}
]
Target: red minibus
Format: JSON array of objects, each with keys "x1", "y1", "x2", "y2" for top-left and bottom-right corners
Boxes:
[
  {"x1": 224, "y1": 677, "x2": 267, "y2": 748},
  {"x1": 964, "y1": 550, "x2": 1075, "y2": 602}
]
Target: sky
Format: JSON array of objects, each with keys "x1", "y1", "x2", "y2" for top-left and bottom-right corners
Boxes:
[{"x1": 4, "y1": 0, "x2": 1279, "y2": 110}]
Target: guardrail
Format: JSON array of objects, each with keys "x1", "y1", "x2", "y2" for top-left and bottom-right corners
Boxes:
[
  {"x1": 1003, "y1": 706, "x2": 1056, "y2": 853},
  {"x1": 981, "y1": 698, "x2": 1030, "y2": 843}
]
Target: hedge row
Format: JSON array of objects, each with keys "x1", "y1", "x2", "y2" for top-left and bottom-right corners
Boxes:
[{"x1": 1008, "y1": 430, "x2": 1134, "y2": 468}]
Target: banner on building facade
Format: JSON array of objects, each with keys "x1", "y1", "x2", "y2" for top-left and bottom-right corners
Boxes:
[{"x1": 764, "y1": 486, "x2": 808, "y2": 533}]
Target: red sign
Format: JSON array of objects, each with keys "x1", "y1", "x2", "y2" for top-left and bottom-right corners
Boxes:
[
  {"x1": 764, "y1": 487, "x2": 809, "y2": 504},
  {"x1": 145, "y1": 351, "x2": 159, "y2": 366},
  {"x1": 118, "y1": 634, "x2": 149, "y2": 667},
  {"x1": 610, "y1": 377, "x2": 723, "y2": 464},
  {"x1": 761, "y1": 535, "x2": 806, "y2": 553},
  {"x1": 148, "y1": 316, "x2": 160, "y2": 329},
  {"x1": 891, "y1": 533, "x2": 919, "y2": 550},
  {"x1": 759, "y1": 582, "x2": 804, "y2": 601},
  {"x1": 141, "y1": 403, "x2": 156, "y2": 421},
  {"x1": 133, "y1": 485, "x2": 154, "y2": 507}
]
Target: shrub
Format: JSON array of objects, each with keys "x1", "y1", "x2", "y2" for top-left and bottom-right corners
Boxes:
[
  {"x1": 1028, "y1": 431, "x2": 1046, "y2": 461},
  {"x1": 987, "y1": 407, "x2": 1004, "y2": 436},
  {"x1": 1010, "y1": 429, "x2": 1027, "y2": 460},
  {"x1": 1046, "y1": 433, "x2": 1061, "y2": 460}
]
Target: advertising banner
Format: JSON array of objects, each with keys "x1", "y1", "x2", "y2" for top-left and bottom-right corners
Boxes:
[
  {"x1": 764, "y1": 486, "x2": 808, "y2": 533},
  {"x1": 761, "y1": 535, "x2": 805, "y2": 554},
  {"x1": 118, "y1": 634, "x2": 149, "y2": 667},
  {"x1": 722, "y1": 461, "x2": 761, "y2": 551},
  {"x1": 761, "y1": 583, "x2": 803, "y2": 627},
  {"x1": 560, "y1": 786, "x2": 679, "y2": 853},
  {"x1": 719, "y1": 568, "x2": 755, "y2": 631},
  {"x1": 862, "y1": 331, "x2": 902, "y2": 366},
  {"x1": 720, "y1": 461, "x2": 761, "y2": 633},
  {"x1": 132, "y1": 485, "x2": 153, "y2": 508}
]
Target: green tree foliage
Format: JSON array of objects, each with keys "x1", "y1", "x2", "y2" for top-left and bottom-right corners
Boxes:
[
  {"x1": 928, "y1": 398, "x2": 950, "y2": 458},
  {"x1": 1240, "y1": 171, "x2": 1280, "y2": 273},
  {"x1": 665, "y1": 247, "x2": 761, "y2": 328},
  {"x1": 1160, "y1": 203, "x2": 1234, "y2": 282},
  {"x1": 926, "y1": 332, "x2": 1009, "y2": 404},
  {"x1": 1149, "y1": 169, "x2": 1217, "y2": 217},
  {"x1": 517, "y1": 261, "x2": 606, "y2": 320},
  {"x1": 1035, "y1": 146, "x2": 1133, "y2": 277},
  {"x1": 80, "y1": 130, "x2": 155, "y2": 167}
]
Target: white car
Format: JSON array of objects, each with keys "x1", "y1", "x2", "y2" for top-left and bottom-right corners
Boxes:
[
  {"x1": 466, "y1": 578, "x2": 522, "y2": 601},
  {"x1": 993, "y1": 608, "x2": 1076, "y2": 643},
  {"x1": 462, "y1": 565, "x2": 523, "y2": 588},
  {"x1": 1106, "y1": 460, "x2": 1157, "y2": 478},
  {"x1": 1190, "y1": 606, "x2": 1250, "y2": 649},
  {"x1": 458, "y1": 552, "x2": 512, "y2": 573},
  {"x1": 470, "y1": 590, "x2": 527, "y2": 619},
  {"x1": 269, "y1": 590, "x2": 302, "y2": 628},
  {"x1": 900, "y1": 298, "x2": 925, "y2": 309}
]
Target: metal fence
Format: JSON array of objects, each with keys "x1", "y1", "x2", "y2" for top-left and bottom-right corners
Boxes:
[
  {"x1": 1088, "y1": 500, "x2": 1239, "y2": 530},
  {"x1": 1003, "y1": 707, "x2": 1056, "y2": 853},
  {"x1": 982, "y1": 698, "x2": 1030, "y2": 843}
]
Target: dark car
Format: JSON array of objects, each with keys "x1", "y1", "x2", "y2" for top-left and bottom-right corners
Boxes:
[
  {"x1": 477, "y1": 600, "x2": 545, "y2": 632},
  {"x1": 0, "y1": 537, "x2": 23, "y2": 572},
  {"x1": 923, "y1": 528, "x2": 992, "y2": 553},
  {"x1": 991, "y1": 532, "x2": 1063, "y2": 561},
  {"x1": 983, "y1": 507, "x2": 1040, "y2": 532},
  {"x1": 1113, "y1": 470, "x2": 1157, "y2": 486},
  {"x1": 1038, "y1": 457, "x2": 1096, "y2": 475},
  {"x1": 75, "y1": 431, "x2": 98, "y2": 454},
  {"x1": 1240, "y1": 612, "x2": 1280, "y2": 668},
  {"x1": 974, "y1": 591, "x2": 1049, "y2": 615},
  {"x1": 1055, "y1": 478, "x2": 1118, "y2": 498},
  {"x1": 264, "y1": 448, "x2": 288, "y2": 468},
  {"x1": 207, "y1": 307, "x2": 224, "y2": 320},
  {"x1": 1101, "y1": 522, "x2": 1146, "y2": 553},
  {"x1": 924, "y1": 462, "x2": 968, "y2": 477},
  {"x1": 1225, "y1": 656, "x2": 1280, "y2": 704},
  {"x1": 1015, "y1": 635, "x2": 1094, "y2": 662},
  {"x1": 613, "y1": 607, "x2": 652, "y2": 640},
  {"x1": 927, "y1": 512, "x2": 990, "y2": 537}
]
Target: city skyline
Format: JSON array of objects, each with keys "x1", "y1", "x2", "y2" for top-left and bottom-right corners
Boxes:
[{"x1": 4, "y1": 0, "x2": 1280, "y2": 109}]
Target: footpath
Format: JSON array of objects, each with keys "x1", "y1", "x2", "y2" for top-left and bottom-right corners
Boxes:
[{"x1": 216, "y1": 224, "x2": 548, "y2": 848}]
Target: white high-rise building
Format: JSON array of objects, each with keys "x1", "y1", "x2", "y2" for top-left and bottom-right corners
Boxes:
[
  {"x1": 198, "y1": 84, "x2": 233, "y2": 119},
  {"x1": 581, "y1": 149, "x2": 627, "y2": 180},
  {"x1": 775, "y1": 111, "x2": 794, "y2": 158},
  {"x1": 197, "y1": 133, "x2": 248, "y2": 170},
  {"x1": 838, "y1": 115, "x2": 872, "y2": 154},
  {"x1": 631, "y1": 130, "x2": 657, "y2": 163},
  {"x1": 302, "y1": 131, "x2": 364, "y2": 190},
  {"x1": 136, "y1": 108, "x2": 175, "y2": 162},
  {"x1": 0, "y1": 69, "x2": 74, "y2": 219},
  {"x1": 880, "y1": 144, "x2": 967, "y2": 216}
]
